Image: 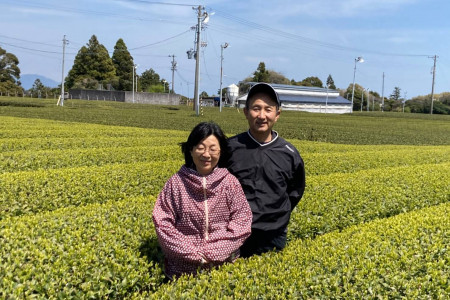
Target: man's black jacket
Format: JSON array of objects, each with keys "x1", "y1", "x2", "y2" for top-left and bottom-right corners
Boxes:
[{"x1": 227, "y1": 131, "x2": 305, "y2": 232}]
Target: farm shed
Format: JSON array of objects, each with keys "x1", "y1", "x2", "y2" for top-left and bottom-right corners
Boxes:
[{"x1": 236, "y1": 83, "x2": 352, "y2": 114}]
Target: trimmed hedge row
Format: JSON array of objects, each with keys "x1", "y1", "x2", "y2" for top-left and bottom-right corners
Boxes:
[
  {"x1": 0, "y1": 145, "x2": 181, "y2": 173},
  {"x1": 2, "y1": 142, "x2": 449, "y2": 175},
  {"x1": 302, "y1": 146, "x2": 450, "y2": 176},
  {"x1": 1, "y1": 136, "x2": 185, "y2": 152},
  {"x1": 0, "y1": 161, "x2": 181, "y2": 220},
  {"x1": 289, "y1": 162, "x2": 450, "y2": 239},
  {"x1": 145, "y1": 202, "x2": 450, "y2": 299},
  {"x1": 0, "y1": 196, "x2": 163, "y2": 299},
  {"x1": 0, "y1": 116, "x2": 187, "y2": 139}
]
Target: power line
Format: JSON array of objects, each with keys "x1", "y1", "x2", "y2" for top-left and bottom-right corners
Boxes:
[
  {"x1": 212, "y1": 8, "x2": 431, "y2": 58},
  {"x1": 129, "y1": 29, "x2": 191, "y2": 50},
  {"x1": 0, "y1": 34, "x2": 60, "y2": 48},
  {"x1": 0, "y1": 41, "x2": 61, "y2": 54},
  {"x1": 1, "y1": 29, "x2": 192, "y2": 58},
  {"x1": 4, "y1": 0, "x2": 192, "y2": 25}
]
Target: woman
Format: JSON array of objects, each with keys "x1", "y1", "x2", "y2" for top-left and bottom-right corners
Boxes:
[{"x1": 152, "y1": 122, "x2": 252, "y2": 279}]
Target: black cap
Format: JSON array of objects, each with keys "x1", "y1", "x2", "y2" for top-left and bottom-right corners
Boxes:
[{"x1": 246, "y1": 83, "x2": 280, "y2": 107}]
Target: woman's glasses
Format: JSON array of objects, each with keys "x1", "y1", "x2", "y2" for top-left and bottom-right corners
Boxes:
[{"x1": 193, "y1": 146, "x2": 221, "y2": 155}]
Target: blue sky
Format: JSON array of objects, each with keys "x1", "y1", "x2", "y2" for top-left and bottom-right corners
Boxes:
[{"x1": 1, "y1": 0, "x2": 449, "y2": 99}]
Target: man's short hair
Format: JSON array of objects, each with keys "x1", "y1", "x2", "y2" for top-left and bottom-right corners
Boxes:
[{"x1": 246, "y1": 83, "x2": 280, "y2": 109}]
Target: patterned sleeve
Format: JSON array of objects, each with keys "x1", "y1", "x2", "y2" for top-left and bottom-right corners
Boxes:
[
  {"x1": 203, "y1": 175, "x2": 252, "y2": 262},
  {"x1": 152, "y1": 178, "x2": 203, "y2": 263}
]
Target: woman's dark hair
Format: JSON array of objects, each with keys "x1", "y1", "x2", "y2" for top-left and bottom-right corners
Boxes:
[{"x1": 180, "y1": 121, "x2": 229, "y2": 168}]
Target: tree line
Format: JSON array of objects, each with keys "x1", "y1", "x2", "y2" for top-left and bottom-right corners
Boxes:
[
  {"x1": 0, "y1": 35, "x2": 170, "y2": 98},
  {"x1": 66, "y1": 35, "x2": 169, "y2": 93}
]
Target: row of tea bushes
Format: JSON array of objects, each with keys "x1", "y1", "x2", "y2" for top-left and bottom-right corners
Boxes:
[
  {"x1": 3, "y1": 116, "x2": 442, "y2": 153},
  {"x1": 0, "y1": 196, "x2": 163, "y2": 299},
  {"x1": 289, "y1": 162, "x2": 450, "y2": 239},
  {"x1": 1, "y1": 135, "x2": 184, "y2": 152},
  {"x1": 2, "y1": 140, "x2": 449, "y2": 175},
  {"x1": 302, "y1": 146, "x2": 450, "y2": 176},
  {"x1": 0, "y1": 116, "x2": 187, "y2": 139},
  {"x1": 1, "y1": 145, "x2": 181, "y2": 173},
  {"x1": 146, "y1": 202, "x2": 450, "y2": 299},
  {"x1": 0, "y1": 161, "x2": 181, "y2": 220},
  {"x1": 2, "y1": 157, "x2": 448, "y2": 225}
]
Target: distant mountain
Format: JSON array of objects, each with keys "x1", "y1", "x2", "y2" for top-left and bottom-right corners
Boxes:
[{"x1": 20, "y1": 74, "x2": 59, "y2": 90}]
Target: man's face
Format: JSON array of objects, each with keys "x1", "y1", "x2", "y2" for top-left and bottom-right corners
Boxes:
[{"x1": 244, "y1": 93, "x2": 280, "y2": 138}]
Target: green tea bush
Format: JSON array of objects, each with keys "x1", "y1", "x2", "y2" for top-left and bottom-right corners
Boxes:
[
  {"x1": 302, "y1": 147, "x2": 450, "y2": 176},
  {"x1": 289, "y1": 162, "x2": 450, "y2": 239},
  {"x1": 147, "y1": 202, "x2": 450, "y2": 299},
  {"x1": 0, "y1": 116, "x2": 187, "y2": 140},
  {"x1": 1, "y1": 136, "x2": 182, "y2": 152},
  {"x1": 0, "y1": 196, "x2": 163, "y2": 299},
  {"x1": 0, "y1": 161, "x2": 181, "y2": 220},
  {"x1": 0, "y1": 145, "x2": 181, "y2": 173}
]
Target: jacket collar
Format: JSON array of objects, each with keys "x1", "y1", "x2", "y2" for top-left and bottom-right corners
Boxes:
[{"x1": 246, "y1": 130, "x2": 278, "y2": 147}]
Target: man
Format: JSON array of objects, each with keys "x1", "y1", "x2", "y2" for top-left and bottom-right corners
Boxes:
[{"x1": 227, "y1": 83, "x2": 305, "y2": 258}]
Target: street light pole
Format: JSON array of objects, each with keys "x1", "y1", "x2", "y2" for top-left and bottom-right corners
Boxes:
[
  {"x1": 351, "y1": 56, "x2": 364, "y2": 113},
  {"x1": 219, "y1": 42, "x2": 228, "y2": 112},
  {"x1": 325, "y1": 84, "x2": 329, "y2": 114}
]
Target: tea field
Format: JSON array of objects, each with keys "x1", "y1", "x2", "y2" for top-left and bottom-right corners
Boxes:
[{"x1": 0, "y1": 98, "x2": 449, "y2": 298}]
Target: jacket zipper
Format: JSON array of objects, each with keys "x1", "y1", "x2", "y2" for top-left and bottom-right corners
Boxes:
[{"x1": 202, "y1": 176, "x2": 209, "y2": 241}]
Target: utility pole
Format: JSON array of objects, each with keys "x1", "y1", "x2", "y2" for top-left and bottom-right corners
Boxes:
[
  {"x1": 60, "y1": 35, "x2": 68, "y2": 106},
  {"x1": 381, "y1": 72, "x2": 385, "y2": 112},
  {"x1": 169, "y1": 54, "x2": 176, "y2": 93},
  {"x1": 193, "y1": 6, "x2": 203, "y2": 115},
  {"x1": 429, "y1": 55, "x2": 438, "y2": 115},
  {"x1": 219, "y1": 42, "x2": 228, "y2": 112}
]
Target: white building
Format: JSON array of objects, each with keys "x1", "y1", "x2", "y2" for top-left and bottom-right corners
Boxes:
[{"x1": 236, "y1": 83, "x2": 352, "y2": 114}]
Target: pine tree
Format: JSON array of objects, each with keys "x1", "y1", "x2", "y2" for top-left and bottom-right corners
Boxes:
[
  {"x1": 252, "y1": 62, "x2": 270, "y2": 82},
  {"x1": 66, "y1": 35, "x2": 117, "y2": 89},
  {"x1": 326, "y1": 74, "x2": 336, "y2": 89},
  {"x1": 390, "y1": 87, "x2": 401, "y2": 101},
  {"x1": 112, "y1": 38, "x2": 133, "y2": 91}
]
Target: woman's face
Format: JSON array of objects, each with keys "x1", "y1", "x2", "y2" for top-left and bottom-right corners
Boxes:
[{"x1": 190, "y1": 134, "x2": 221, "y2": 176}]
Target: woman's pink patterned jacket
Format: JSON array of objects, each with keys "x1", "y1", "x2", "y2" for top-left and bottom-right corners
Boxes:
[{"x1": 152, "y1": 165, "x2": 252, "y2": 278}]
